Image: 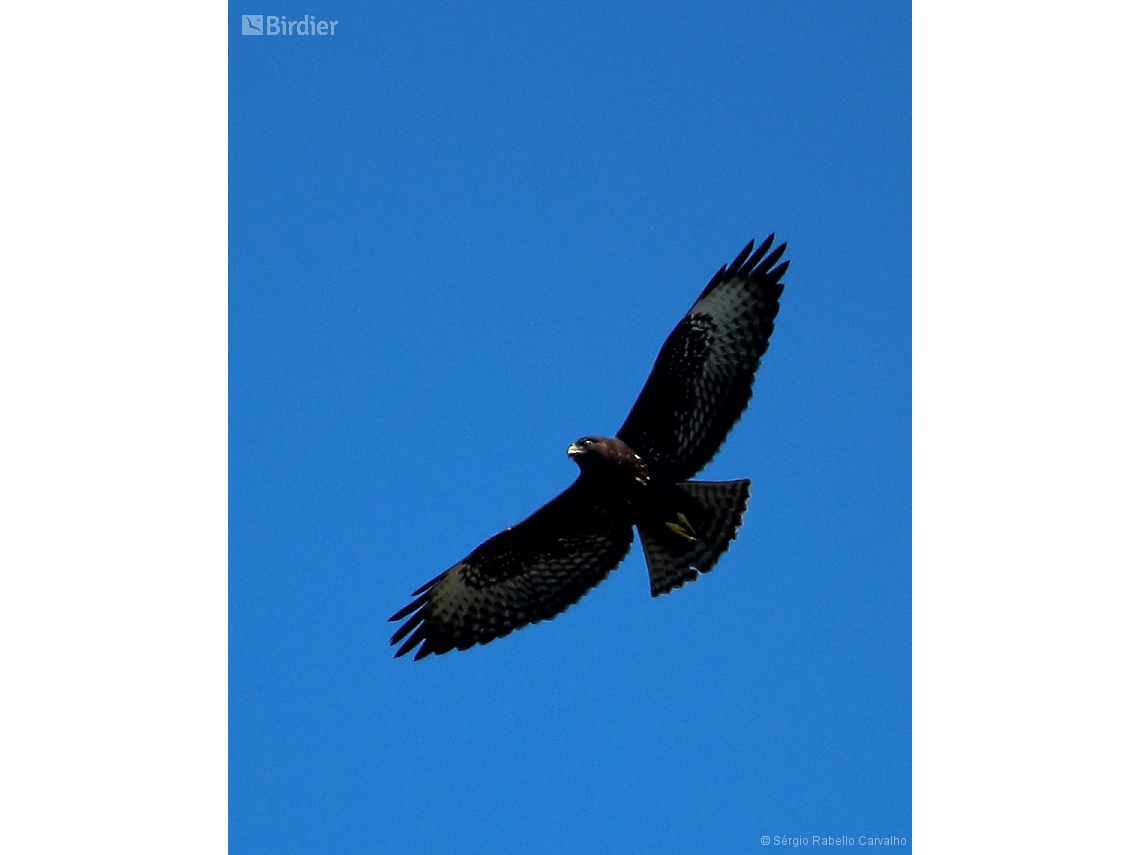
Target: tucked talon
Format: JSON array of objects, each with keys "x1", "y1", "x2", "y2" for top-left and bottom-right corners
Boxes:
[{"x1": 666, "y1": 521, "x2": 698, "y2": 542}]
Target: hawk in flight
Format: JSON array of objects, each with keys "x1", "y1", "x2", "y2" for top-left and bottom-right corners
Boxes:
[{"x1": 391, "y1": 236, "x2": 789, "y2": 659}]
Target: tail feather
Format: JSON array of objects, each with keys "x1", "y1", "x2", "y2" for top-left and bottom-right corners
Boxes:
[{"x1": 637, "y1": 479, "x2": 751, "y2": 597}]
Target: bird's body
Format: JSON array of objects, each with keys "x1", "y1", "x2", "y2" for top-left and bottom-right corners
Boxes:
[{"x1": 391, "y1": 236, "x2": 789, "y2": 659}]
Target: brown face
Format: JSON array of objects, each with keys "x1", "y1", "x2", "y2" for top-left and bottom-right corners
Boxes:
[
  {"x1": 567, "y1": 436, "x2": 609, "y2": 459},
  {"x1": 567, "y1": 436, "x2": 649, "y2": 483}
]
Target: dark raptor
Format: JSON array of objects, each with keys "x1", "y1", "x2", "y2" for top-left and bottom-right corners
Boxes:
[{"x1": 391, "y1": 236, "x2": 789, "y2": 659}]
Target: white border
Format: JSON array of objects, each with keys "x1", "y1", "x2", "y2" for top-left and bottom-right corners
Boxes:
[
  {"x1": 1, "y1": 4, "x2": 227, "y2": 851},
  {"x1": 915, "y1": 1, "x2": 1138, "y2": 849}
]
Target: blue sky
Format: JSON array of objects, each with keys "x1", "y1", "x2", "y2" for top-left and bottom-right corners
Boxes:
[{"x1": 229, "y1": 3, "x2": 909, "y2": 852}]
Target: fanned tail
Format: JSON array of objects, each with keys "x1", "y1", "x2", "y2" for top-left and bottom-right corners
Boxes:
[{"x1": 637, "y1": 479, "x2": 751, "y2": 597}]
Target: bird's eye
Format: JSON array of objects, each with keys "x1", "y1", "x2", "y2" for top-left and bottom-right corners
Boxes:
[{"x1": 579, "y1": 438, "x2": 593, "y2": 447}]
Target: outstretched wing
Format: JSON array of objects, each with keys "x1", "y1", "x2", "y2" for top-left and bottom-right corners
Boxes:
[
  {"x1": 616, "y1": 236, "x2": 788, "y2": 481},
  {"x1": 389, "y1": 480, "x2": 634, "y2": 659}
]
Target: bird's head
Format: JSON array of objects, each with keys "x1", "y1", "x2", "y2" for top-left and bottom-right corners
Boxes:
[
  {"x1": 567, "y1": 436, "x2": 607, "y2": 460},
  {"x1": 567, "y1": 436, "x2": 648, "y2": 482}
]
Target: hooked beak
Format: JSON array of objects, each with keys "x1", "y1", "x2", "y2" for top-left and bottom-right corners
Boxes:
[{"x1": 567, "y1": 442, "x2": 585, "y2": 458}]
